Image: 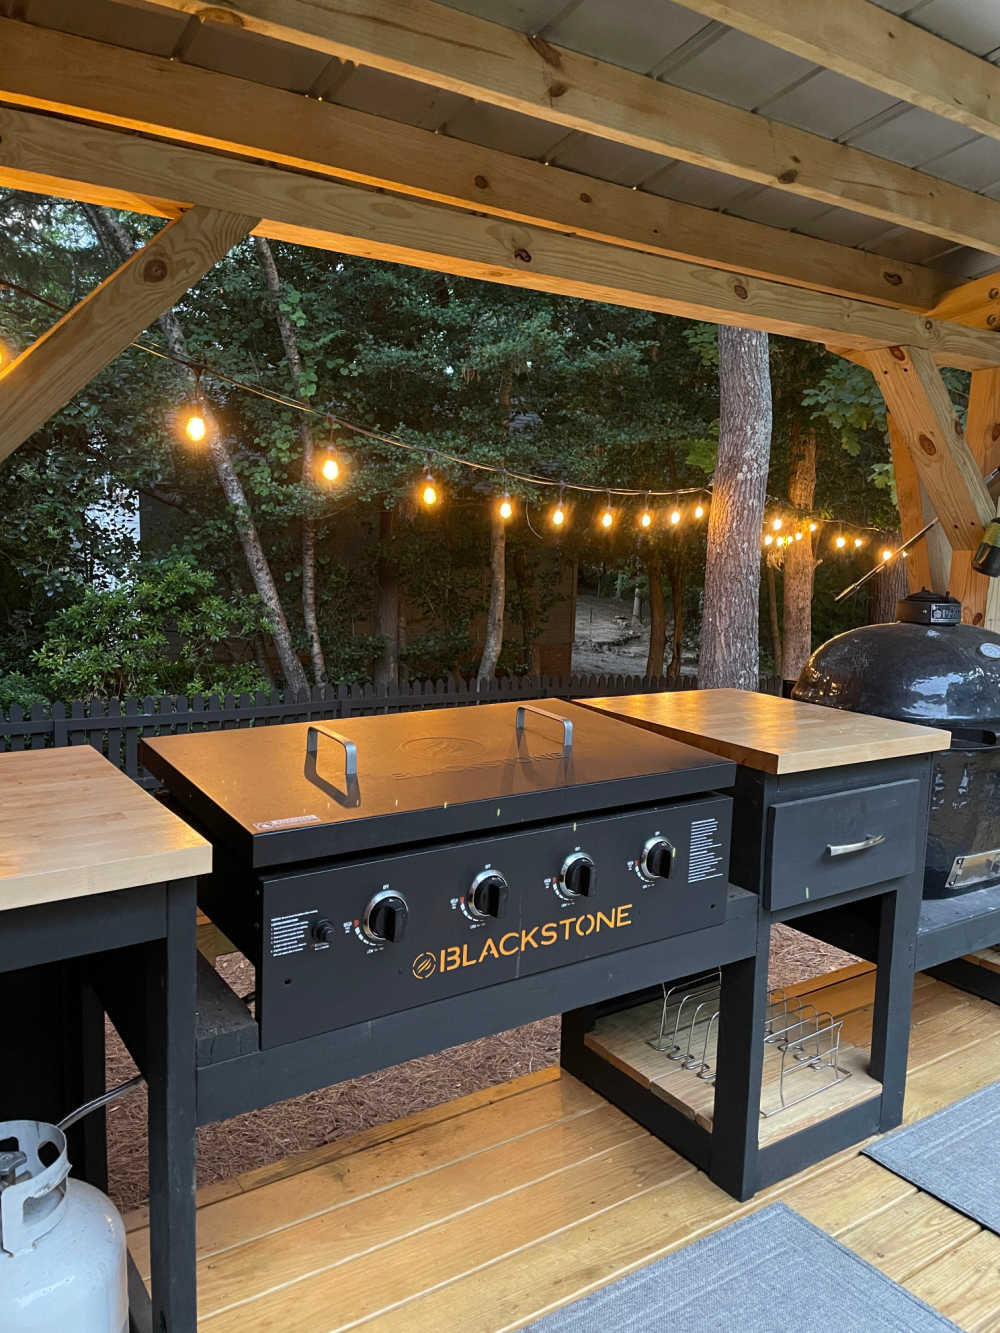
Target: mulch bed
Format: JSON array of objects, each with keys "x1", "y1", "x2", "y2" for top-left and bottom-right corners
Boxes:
[{"x1": 105, "y1": 925, "x2": 857, "y2": 1211}]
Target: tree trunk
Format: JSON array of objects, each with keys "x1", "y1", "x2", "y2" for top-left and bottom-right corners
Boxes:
[
  {"x1": 667, "y1": 561, "x2": 687, "y2": 685},
  {"x1": 254, "y1": 236, "x2": 327, "y2": 683},
  {"x1": 699, "y1": 326, "x2": 772, "y2": 690},
  {"x1": 782, "y1": 423, "x2": 818, "y2": 685},
  {"x1": 644, "y1": 553, "x2": 666, "y2": 678},
  {"x1": 373, "y1": 506, "x2": 400, "y2": 688},
  {"x1": 477, "y1": 509, "x2": 506, "y2": 683},
  {"x1": 766, "y1": 558, "x2": 783, "y2": 679},
  {"x1": 869, "y1": 533, "x2": 908, "y2": 624},
  {"x1": 85, "y1": 207, "x2": 310, "y2": 695}
]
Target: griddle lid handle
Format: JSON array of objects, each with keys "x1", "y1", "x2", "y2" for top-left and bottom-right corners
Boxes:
[
  {"x1": 307, "y1": 724, "x2": 358, "y2": 779},
  {"x1": 515, "y1": 704, "x2": 573, "y2": 754}
]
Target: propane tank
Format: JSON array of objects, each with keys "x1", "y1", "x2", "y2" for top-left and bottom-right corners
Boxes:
[{"x1": 0, "y1": 1120, "x2": 127, "y2": 1332}]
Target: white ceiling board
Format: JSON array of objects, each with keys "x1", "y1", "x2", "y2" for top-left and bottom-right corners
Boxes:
[
  {"x1": 332, "y1": 66, "x2": 469, "y2": 133},
  {"x1": 902, "y1": 0, "x2": 1000, "y2": 57},
  {"x1": 924, "y1": 136, "x2": 1000, "y2": 191},
  {"x1": 642, "y1": 160, "x2": 756, "y2": 212},
  {"x1": 180, "y1": 21, "x2": 329, "y2": 93},
  {"x1": 661, "y1": 27, "x2": 816, "y2": 110},
  {"x1": 759, "y1": 69, "x2": 899, "y2": 142},
  {"x1": 431, "y1": 0, "x2": 564, "y2": 30},
  {"x1": 442, "y1": 100, "x2": 567, "y2": 159},
  {"x1": 723, "y1": 187, "x2": 833, "y2": 231},
  {"x1": 846, "y1": 105, "x2": 984, "y2": 167},
  {"x1": 18, "y1": 0, "x2": 183, "y2": 56},
  {"x1": 550, "y1": 133, "x2": 680, "y2": 187},
  {"x1": 543, "y1": 0, "x2": 712, "y2": 74}
]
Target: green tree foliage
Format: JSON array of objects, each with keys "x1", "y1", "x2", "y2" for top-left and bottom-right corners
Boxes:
[{"x1": 33, "y1": 557, "x2": 268, "y2": 699}]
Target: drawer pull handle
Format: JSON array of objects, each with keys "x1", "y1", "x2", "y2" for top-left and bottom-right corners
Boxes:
[
  {"x1": 827, "y1": 833, "x2": 886, "y2": 857},
  {"x1": 515, "y1": 704, "x2": 574, "y2": 753},
  {"x1": 306, "y1": 724, "x2": 358, "y2": 779}
]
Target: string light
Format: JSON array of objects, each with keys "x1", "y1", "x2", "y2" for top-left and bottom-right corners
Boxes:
[
  {"x1": 809, "y1": 522, "x2": 818, "y2": 533},
  {"x1": 320, "y1": 454, "x2": 340, "y2": 482},
  {"x1": 600, "y1": 493, "x2": 614, "y2": 529},
  {"x1": 552, "y1": 487, "x2": 566, "y2": 529},
  {"x1": 882, "y1": 548, "x2": 894, "y2": 562},
  {"x1": 639, "y1": 493, "x2": 652, "y2": 529},
  {"x1": 794, "y1": 531, "x2": 803, "y2": 542},
  {"x1": 854, "y1": 536, "x2": 863, "y2": 549},
  {"x1": 764, "y1": 534, "x2": 774, "y2": 547},
  {"x1": 771, "y1": 517, "x2": 783, "y2": 531},
  {"x1": 670, "y1": 507, "x2": 681, "y2": 526},
  {"x1": 694, "y1": 503, "x2": 705, "y2": 520},
  {"x1": 835, "y1": 535, "x2": 847, "y2": 549},
  {"x1": 420, "y1": 467, "x2": 438, "y2": 507},
  {"x1": 498, "y1": 493, "x2": 514, "y2": 521}
]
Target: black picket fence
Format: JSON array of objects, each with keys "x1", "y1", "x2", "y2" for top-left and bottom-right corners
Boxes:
[{"x1": 1, "y1": 673, "x2": 782, "y2": 788}]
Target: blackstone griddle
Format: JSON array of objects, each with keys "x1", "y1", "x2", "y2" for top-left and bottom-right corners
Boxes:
[{"x1": 141, "y1": 699, "x2": 736, "y2": 1047}]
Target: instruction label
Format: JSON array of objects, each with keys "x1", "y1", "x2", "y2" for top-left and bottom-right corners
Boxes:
[
  {"x1": 688, "y1": 817, "x2": 724, "y2": 882},
  {"x1": 269, "y1": 909, "x2": 317, "y2": 957}
]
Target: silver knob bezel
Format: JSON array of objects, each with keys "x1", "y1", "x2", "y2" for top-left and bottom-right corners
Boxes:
[
  {"x1": 559, "y1": 851, "x2": 596, "y2": 897},
  {"x1": 362, "y1": 888, "x2": 409, "y2": 943},
  {"x1": 467, "y1": 869, "x2": 509, "y2": 919},
  {"x1": 639, "y1": 835, "x2": 675, "y2": 881}
]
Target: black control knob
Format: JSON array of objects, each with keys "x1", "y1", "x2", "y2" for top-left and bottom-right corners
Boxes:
[
  {"x1": 560, "y1": 852, "x2": 596, "y2": 897},
  {"x1": 312, "y1": 918, "x2": 337, "y2": 944},
  {"x1": 641, "y1": 838, "x2": 675, "y2": 881},
  {"x1": 468, "y1": 871, "x2": 509, "y2": 919},
  {"x1": 364, "y1": 893, "x2": 409, "y2": 943}
]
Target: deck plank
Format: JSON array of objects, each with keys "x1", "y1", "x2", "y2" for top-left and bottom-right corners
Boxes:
[{"x1": 130, "y1": 966, "x2": 1000, "y2": 1330}]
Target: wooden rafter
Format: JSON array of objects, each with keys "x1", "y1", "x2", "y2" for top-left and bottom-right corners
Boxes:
[
  {"x1": 2, "y1": 109, "x2": 1000, "y2": 370},
  {"x1": 864, "y1": 346, "x2": 995, "y2": 550},
  {"x1": 672, "y1": 0, "x2": 1000, "y2": 145},
  {"x1": 26, "y1": 5, "x2": 1000, "y2": 259},
  {"x1": 0, "y1": 20, "x2": 957, "y2": 315},
  {"x1": 0, "y1": 205, "x2": 256, "y2": 463}
]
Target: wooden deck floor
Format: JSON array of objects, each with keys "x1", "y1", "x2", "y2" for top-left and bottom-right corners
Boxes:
[{"x1": 130, "y1": 965, "x2": 1000, "y2": 1331}]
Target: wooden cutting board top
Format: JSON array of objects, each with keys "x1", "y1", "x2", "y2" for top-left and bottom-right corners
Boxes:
[
  {"x1": 0, "y1": 746, "x2": 210, "y2": 912},
  {"x1": 576, "y1": 689, "x2": 951, "y2": 775}
]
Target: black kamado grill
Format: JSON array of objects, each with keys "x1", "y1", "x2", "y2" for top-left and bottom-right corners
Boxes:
[{"x1": 794, "y1": 590, "x2": 1000, "y2": 899}]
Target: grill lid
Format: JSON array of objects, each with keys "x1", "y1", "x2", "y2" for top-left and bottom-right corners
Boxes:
[
  {"x1": 140, "y1": 698, "x2": 734, "y2": 867},
  {"x1": 793, "y1": 590, "x2": 1000, "y2": 735}
]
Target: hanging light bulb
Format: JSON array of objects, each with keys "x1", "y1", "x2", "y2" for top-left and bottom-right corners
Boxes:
[
  {"x1": 794, "y1": 531, "x2": 803, "y2": 542},
  {"x1": 600, "y1": 493, "x2": 614, "y2": 529},
  {"x1": 882, "y1": 547, "x2": 894, "y2": 563},
  {"x1": 498, "y1": 493, "x2": 514, "y2": 521},
  {"x1": 772, "y1": 517, "x2": 783, "y2": 532},
  {"x1": 552, "y1": 487, "x2": 567, "y2": 528},
  {"x1": 694, "y1": 503, "x2": 705, "y2": 520},
  {"x1": 854, "y1": 536, "x2": 863, "y2": 549},
  {"x1": 809, "y1": 521, "x2": 818, "y2": 533},
  {"x1": 764, "y1": 534, "x2": 774, "y2": 547},
  {"x1": 669, "y1": 507, "x2": 681, "y2": 526},
  {"x1": 420, "y1": 470, "x2": 438, "y2": 506},
  {"x1": 320, "y1": 454, "x2": 340, "y2": 482},
  {"x1": 835, "y1": 535, "x2": 847, "y2": 549},
  {"x1": 639, "y1": 494, "x2": 652, "y2": 529},
  {"x1": 184, "y1": 412, "x2": 207, "y2": 443}
]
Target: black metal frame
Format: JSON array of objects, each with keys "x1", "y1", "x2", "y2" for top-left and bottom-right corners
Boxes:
[
  {"x1": 0, "y1": 880, "x2": 197, "y2": 1333},
  {"x1": 561, "y1": 754, "x2": 932, "y2": 1201}
]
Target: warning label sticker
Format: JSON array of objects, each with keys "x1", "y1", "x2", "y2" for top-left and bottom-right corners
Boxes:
[
  {"x1": 688, "y1": 817, "x2": 725, "y2": 882},
  {"x1": 269, "y1": 909, "x2": 317, "y2": 957},
  {"x1": 254, "y1": 814, "x2": 322, "y2": 831}
]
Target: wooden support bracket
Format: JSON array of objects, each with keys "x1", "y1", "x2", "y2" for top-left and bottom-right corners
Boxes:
[
  {"x1": 0, "y1": 205, "x2": 257, "y2": 464},
  {"x1": 887, "y1": 412, "x2": 950, "y2": 595},
  {"x1": 949, "y1": 369, "x2": 1000, "y2": 629},
  {"x1": 864, "y1": 346, "x2": 995, "y2": 549}
]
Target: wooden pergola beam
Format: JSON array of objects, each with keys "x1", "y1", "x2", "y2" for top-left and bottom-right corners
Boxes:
[
  {"x1": 0, "y1": 19, "x2": 957, "y2": 315},
  {"x1": 27, "y1": 5, "x2": 1000, "y2": 259},
  {"x1": 672, "y1": 0, "x2": 1000, "y2": 145},
  {"x1": 3, "y1": 109, "x2": 1000, "y2": 370},
  {"x1": 887, "y1": 412, "x2": 951, "y2": 595},
  {"x1": 0, "y1": 205, "x2": 256, "y2": 463},
  {"x1": 930, "y1": 274, "x2": 1000, "y2": 334},
  {"x1": 864, "y1": 346, "x2": 996, "y2": 549}
]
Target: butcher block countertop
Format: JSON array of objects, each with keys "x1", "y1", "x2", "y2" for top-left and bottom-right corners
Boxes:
[
  {"x1": 0, "y1": 746, "x2": 211, "y2": 912},
  {"x1": 576, "y1": 689, "x2": 951, "y2": 775}
]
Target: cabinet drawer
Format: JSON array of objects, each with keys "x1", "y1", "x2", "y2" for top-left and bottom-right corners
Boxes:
[{"x1": 765, "y1": 778, "x2": 921, "y2": 910}]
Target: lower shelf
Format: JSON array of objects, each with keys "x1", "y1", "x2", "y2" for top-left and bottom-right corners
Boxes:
[{"x1": 584, "y1": 993, "x2": 881, "y2": 1148}]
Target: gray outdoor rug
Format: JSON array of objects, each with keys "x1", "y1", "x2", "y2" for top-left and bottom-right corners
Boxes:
[
  {"x1": 864, "y1": 1078, "x2": 1000, "y2": 1232},
  {"x1": 522, "y1": 1202, "x2": 957, "y2": 1332}
]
